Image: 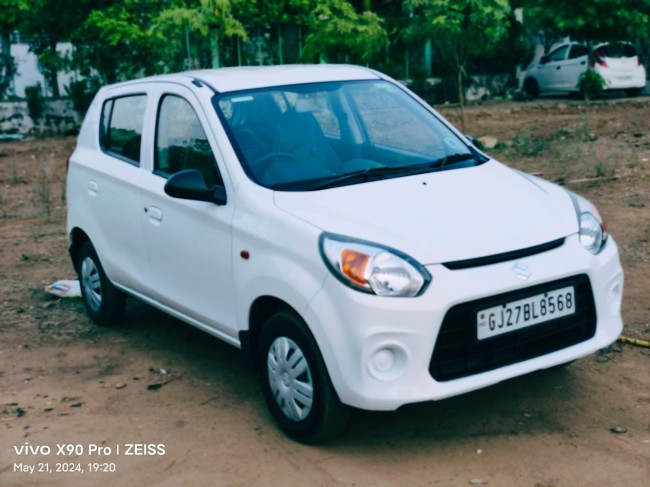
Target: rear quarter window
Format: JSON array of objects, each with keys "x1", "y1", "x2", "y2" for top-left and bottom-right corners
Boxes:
[{"x1": 100, "y1": 94, "x2": 147, "y2": 165}]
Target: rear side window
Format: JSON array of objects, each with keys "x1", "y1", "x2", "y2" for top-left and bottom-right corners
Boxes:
[
  {"x1": 597, "y1": 43, "x2": 637, "y2": 59},
  {"x1": 100, "y1": 95, "x2": 147, "y2": 165},
  {"x1": 569, "y1": 44, "x2": 588, "y2": 59}
]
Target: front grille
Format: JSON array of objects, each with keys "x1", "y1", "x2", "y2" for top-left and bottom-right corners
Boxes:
[
  {"x1": 429, "y1": 274, "x2": 596, "y2": 382},
  {"x1": 442, "y1": 238, "x2": 565, "y2": 270}
]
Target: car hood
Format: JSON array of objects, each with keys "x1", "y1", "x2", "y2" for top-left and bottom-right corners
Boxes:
[{"x1": 273, "y1": 160, "x2": 578, "y2": 265}]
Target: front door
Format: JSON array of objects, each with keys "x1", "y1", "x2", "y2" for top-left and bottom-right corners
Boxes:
[{"x1": 138, "y1": 86, "x2": 237, "y2": 341}]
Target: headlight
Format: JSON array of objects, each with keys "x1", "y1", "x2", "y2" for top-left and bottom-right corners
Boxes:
[
  {"x1": 319, "y1": 233, "x2": 431, "y2": 297},
  {"x1": 568, "y1": 191, "x2": 608, "y2": 254}
]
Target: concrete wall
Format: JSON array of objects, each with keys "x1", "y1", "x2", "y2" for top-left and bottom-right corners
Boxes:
[
  {"x1": 0, "y1": 99, "x2": 80, "y2": 136},
  {"x1": 10, "y1": 42, "x2": 78, "y2": 98}
]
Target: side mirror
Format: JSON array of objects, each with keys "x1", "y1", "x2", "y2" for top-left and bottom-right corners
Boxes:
[
  {"x1": 164, "y1": 169, "x2": 227, "y2": 205},
  {"x1": 540, "y1": 54, "x2": 550, "y2": 64},
  {"x1": 464, "y1": 134, "x2": 478, "y2": 146}
]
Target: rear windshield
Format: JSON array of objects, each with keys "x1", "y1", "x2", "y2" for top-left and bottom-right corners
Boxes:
[
  {"x1": 596, "y1": 43, "x2": 637, "y2": 59},
  {"x1": 214, "y1": 80, "x2": 483, "y2": 191}
]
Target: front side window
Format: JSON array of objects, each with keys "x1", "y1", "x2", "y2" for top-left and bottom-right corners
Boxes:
[
  {"x1": 215, "y1": 80, "x2": 480, "y2": 191},
  {"x1": 548, "y1": 45, "x2": 569, "y2": 62},
  {"x1": 100, "y1": 95, "x2": 147, "y2": 165},
  {"x1": 155, "y1": 95, "x2": 221, "y2": 187}
]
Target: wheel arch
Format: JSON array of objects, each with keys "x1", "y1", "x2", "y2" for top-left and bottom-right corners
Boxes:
[
  {"x1": 239, "y1": 296, "x2": 299, "y2": 371},
  {"x1": 69, "y1": 227, "x2": 91, "y2": 274}
]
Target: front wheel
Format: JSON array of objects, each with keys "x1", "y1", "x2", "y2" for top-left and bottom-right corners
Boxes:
[
  {"x1": 257, "y1": 310, "x2": 350, "y2": 443},
  {"x1": 625, "y1": 87, "x2": 641, "y2": 97},
  {"x1": 77, "y1": 241, "x2": 126, "y2": 326}
]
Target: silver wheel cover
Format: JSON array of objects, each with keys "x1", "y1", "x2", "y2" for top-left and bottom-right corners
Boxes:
[
  {"x1": 81, "y1": 256, "x2": 102, "y2": 312},
  {"x1": 267, "y1": 336, "x2": 314, "y2": 421}
]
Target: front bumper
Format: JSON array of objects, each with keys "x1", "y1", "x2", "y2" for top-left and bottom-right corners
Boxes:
[{"x1": 303, "y1": 234, "x2": 624, "y2": 411}]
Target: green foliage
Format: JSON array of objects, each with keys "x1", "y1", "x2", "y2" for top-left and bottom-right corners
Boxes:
[
  {"x1": 0, "y1": 52, "x2": 15, "y2": 99},
  {"x1": 154, "y1": 0, "x2": 248, "y2": 69},
  {"x1": 579, "y1": 69, "x2": 605, "y2": 100},
  {"x1": 25, "y1": 83, "x2": 44, "y2": 121},
  {"x1": 74, "y1": 0, "x2": 168, "y2": 83},
  {"x1": 302, "y1": 0, "x2": 387, "y2": 63},
  {"x1": 517, "y1": 0, "x2": 650, "y2": 43},
  {"x1": 65, "y1": 77, "x2": 101, "y2": 117}
]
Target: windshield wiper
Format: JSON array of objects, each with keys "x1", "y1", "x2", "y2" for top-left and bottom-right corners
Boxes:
[
  {"x1": 427, "y1": 152, "x2": 477, "y2": 169},
  {"x1": 310, "y1": 165, "x2": 432, "y2": 190}
]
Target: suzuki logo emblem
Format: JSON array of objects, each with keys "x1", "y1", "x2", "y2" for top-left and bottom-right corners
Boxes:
[{"x1": 512, "y1": 262, "x2": 532, "y2": 281}]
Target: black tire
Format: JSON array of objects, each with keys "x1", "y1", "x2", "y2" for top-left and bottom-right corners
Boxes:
[
  {"x1": 257, "y1": 310, "x2": 350, "y2": 443},
  {"x1": 625, "y1": 87, "x2": 641, "y2": 97},
  {"x1": 523, "y1": 78, "x2": 540, "y2": 98},
  {"x1": 77, "y1": 241, "x2": 126, "y2": 326}
]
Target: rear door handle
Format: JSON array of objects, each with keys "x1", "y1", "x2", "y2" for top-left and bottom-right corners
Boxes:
[
  {"x1": 556, "y1": 66, "x2": 561, "y2": 70},
  {"x1": 88, "y1": 180, "x2": 98, "y2": 196},
  {"x1": 145, "y1": 206, "x2": 163, "y2": 224}
]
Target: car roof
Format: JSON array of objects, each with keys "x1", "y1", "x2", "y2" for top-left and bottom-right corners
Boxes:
[{"x1": 103, "y1": 64, "x2": 382, "y2": 94}]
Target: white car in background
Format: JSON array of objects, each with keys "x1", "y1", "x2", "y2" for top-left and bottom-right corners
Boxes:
[
  {"x1": 67, "y1": 64, "x2": 624, "y2": 443},
  {"x1": 523, "y1": 41, "x2": 646, "y2": 97}
]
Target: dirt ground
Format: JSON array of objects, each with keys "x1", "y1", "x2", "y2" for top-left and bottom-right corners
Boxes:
[{"x1": 1, "y1": 95, "x2": 648, "y2": 486}]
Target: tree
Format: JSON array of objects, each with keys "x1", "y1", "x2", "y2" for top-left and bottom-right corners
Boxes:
[
  {"x1": 73, "y1": 0, "x2": 168, "y2": 83},
  {"x1": 155, "y1": 0, "x2": 247, "y2": 70},
  {"x1": 22, "y1": 0, "x2": 95, "y2": 97},
  {"x1": 302, "y1": 0, "x2": 387, "y2": 63},
  {"x1": 405, "y1": 0, "x2": 511, "y2": 129},
  {"x1": 0, "y1": 0, "x2": 27, "y2": 98},
  {"x1": 516, "y1": 0, "x2": 650, "y2": 44}
]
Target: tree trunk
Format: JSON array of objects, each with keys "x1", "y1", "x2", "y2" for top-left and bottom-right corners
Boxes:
[
  {"x1": 277, "y1": 23, "x2": 283, "y2": 65},
  {"x1": 210, "y1": 35, "x2": 220, "y2": 69},
  {"x1": 457, "y1": 65, "x2": 466, "y2": 132},
  {"x1": 48, "y1": 40, "x2": 60, "y2": 98},
  {"x1": 0, "y1": 33, "x2": 14, "y2": 98},
  {"x1": 184, "y1": 27, "x2": 192, "y2": 68}
]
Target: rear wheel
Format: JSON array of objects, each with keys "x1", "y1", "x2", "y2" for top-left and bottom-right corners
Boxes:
[
  {"x1": 78, "y1": 241, "x2": 126, "y2": 326},
  {"x1": 625, "y1": 87, "x2": 641, "y2": 97},
  {"x1": 524, "y1": 78, "x2": 540, "y2": 98},
  {"x1": 257, "y1": 310, "x2": 350, "y2": 443}
]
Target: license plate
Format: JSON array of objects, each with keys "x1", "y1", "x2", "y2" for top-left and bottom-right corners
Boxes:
[{"x1": 477, "y1": 286, "x2": 576, "y2": 340}]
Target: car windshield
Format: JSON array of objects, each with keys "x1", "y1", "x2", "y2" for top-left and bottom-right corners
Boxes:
[{"x1": 214, "y1": 80, "x2": 483, "y2": 191}]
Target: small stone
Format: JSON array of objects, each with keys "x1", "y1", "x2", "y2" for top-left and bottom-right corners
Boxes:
[
  {"x1": 610, "y1": 426, "x2": 627, "y2": 434},
  {"x1": 16, "y1": 407, "x2": 26, "y2": 417},
  {"x1": 44, "y1": 407, "x2": 54, "y2": 412},
  {"x1": 469, "y1": 479, "x2": 488, "y2": 485},
  {"x1": 477, "y1": 136, "x2": 498, "y2": 149},
  {"x1": 115, "y1": 383, "x2": 127, "y2": 390},
  {"x1": 70, "y1": 402, "x2": 82, "y2": 408}
]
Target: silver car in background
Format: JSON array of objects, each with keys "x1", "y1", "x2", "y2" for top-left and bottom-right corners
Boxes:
[{"x1": 523, "y1": 41, "x2": 646, "y2": 97}]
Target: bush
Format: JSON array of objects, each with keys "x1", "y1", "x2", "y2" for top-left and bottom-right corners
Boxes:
[
  {"x1": 65, "y1": 77, "x2": 101, "y2": 117},
  {"x1": 579, "y1": 70, "x2": 605, "y2": 100}
]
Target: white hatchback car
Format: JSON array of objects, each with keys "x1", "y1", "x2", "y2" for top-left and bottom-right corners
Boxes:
[
  {"x1": 523, "y1": 41, "x2": 646, "y2": 97},
  {"x1": 67, "y1": 65, "x2": 624, "y2": 443}
]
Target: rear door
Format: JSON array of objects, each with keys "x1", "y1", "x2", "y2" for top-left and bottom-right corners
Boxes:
[
  {"x1": 137, "y1": 83, "x2": 237, "y2": 340},
  {"x1": 69, "y1": 89, "x2": 149, "y2": 291}
]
